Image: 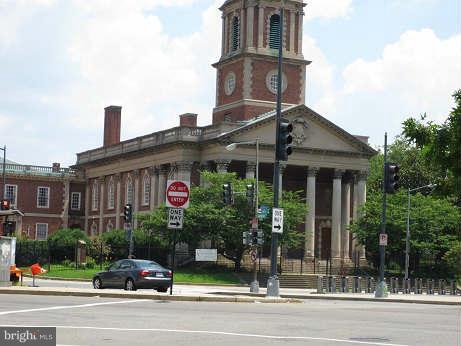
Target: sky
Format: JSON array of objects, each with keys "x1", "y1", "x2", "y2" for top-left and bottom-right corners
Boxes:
[{"x1": 0, "y1": 0, "x2": 460, "y2": 167}]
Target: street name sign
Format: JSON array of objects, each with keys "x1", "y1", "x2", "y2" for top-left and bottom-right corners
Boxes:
[
  {"x1": 166, "y1": 180, "x2": 190, "y2": 209},
  {"x1": 272, "y1": 208, "x2": 284, "y2": 234},
  {"x1": 168, "y1": 208, "x2": 184, "y2": 229}
]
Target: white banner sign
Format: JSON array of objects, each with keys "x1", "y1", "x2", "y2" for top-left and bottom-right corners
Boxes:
[
  {"x1": 195, "y1": 249, "x2": 217, "y2": 262},
  {"x1": 272, "y1": 208, "x2": 284, "y2": 233}
]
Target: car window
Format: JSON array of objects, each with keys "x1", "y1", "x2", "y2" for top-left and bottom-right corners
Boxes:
[
  {"x1": 108, "y1": 261, "x2": 121, "y2": 271},
  {"x1": 135, "y1": 260, "x2": 162, "y2": 269},
  {"x1": 120, "y1": 260, "x2": 133, "y2": 270}
]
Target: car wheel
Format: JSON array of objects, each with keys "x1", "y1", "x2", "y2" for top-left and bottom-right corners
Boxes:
[
  {"x1": 125, "y1": 278, "x2": 137, "y2": 291},
  {"x1": 156, "y1": 287, "x2": 168, "y2": 293},
  {"x1": 93, "y1": 277, "x2": 103, "y2": 289}
]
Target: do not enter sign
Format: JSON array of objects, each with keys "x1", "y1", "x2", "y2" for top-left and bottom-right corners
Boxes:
[{"x1": 166, "y1": 180, "x2": 190, "y2": 209}]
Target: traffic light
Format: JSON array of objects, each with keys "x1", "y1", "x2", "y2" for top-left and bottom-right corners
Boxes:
[
  {"x1": 385, "y1": 163, "x2": 400, "y2": 194},
  {"x1": 246, "y1": 183, "x2": 255, "y2": 208},
  {"x1": 124, "y1": 204, "x2": 133, "y2": 223},
  {"x1": 222, "y1": 183, "x2": 233, "y2": 205},
  {"x1": 1, "y1": 199, "x2": 10, "y2": 211},
  {"x1": 276, "y1": 118, "x2": 293, "y2": 161}
]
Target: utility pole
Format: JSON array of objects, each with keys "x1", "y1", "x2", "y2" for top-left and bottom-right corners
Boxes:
[
  {"x1": 267, "y1": 2, "x2": 285, "y2": 298},
  {"x1": 375, "y1": 133, "x2": 388, "y2": 298}
]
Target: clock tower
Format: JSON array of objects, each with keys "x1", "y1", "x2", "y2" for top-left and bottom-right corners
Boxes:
[{"x1": 212, "y1": 0, "x2": 310, "y2": 124}]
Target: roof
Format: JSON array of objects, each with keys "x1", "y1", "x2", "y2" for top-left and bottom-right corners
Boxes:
[{"x1": 218, "y1": 104, "x2": 378, "y2": 156}]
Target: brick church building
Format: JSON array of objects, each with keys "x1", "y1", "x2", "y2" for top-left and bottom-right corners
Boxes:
[{"x1": 1, "y1": 0, "x2": 375, "y2": 266}]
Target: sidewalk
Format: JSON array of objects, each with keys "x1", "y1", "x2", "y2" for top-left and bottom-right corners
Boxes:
[{"x1": 0, "y1": 278, "x2": 459, "y2": 305}]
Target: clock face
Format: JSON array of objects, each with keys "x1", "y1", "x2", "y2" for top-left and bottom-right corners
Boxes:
[
  {"x1": 224, "y1": 72, "x2": 236, "y2": 95},
  {"x1": 266, "y1": 70, "x2": 287, "y2": 94}
]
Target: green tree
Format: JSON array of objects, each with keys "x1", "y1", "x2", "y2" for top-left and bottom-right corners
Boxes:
[
  {"x1": 351, "y1": 191, "x2": 460, "y2": 277},
  {"x1": 402, "y1": 89, "x2": 461, "y2": 205},
  {"x1": 138, "y1": 172, "x2": 307, "y2": 270}
]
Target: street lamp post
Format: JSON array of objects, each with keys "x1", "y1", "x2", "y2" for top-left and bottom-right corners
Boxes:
[
  {"x1": 226, "y1": 138, "x2": 261, "y2": 293},
  {"x1": 405, "y1": 183, "x2": 436, "y2": 280}
]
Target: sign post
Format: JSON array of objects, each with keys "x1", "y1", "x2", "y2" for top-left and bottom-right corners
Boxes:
[
  {"x1": 272, "y1": 208, "x2": 284, "y2": 234},
  {"x1": 165, "y1": 180, "x2": 189, "y2": 296}
]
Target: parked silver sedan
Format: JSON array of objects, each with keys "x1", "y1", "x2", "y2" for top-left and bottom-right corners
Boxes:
[{"x1": 92, "y1": 259, "x2": 172, "y2": 292}]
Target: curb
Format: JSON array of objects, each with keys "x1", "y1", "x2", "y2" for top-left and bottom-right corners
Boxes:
[
  {"x1": 0, "y1": 287, "x2": 301, "y2": 304},
  {"x1": 210, "y1": 291, "x2": 461, "y2": 306}
]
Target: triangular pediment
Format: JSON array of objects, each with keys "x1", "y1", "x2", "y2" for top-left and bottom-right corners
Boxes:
[{"x1": 219, "y1": 105, "x2": 376, "y2": 156}]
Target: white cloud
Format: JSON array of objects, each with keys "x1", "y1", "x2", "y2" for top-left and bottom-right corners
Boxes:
[
  {"x1": 342, "y1": 29, "x2": 461, "y2": 122},
  {"x1": 306, "y1": 0, "x2": 353, "y2": 21}
]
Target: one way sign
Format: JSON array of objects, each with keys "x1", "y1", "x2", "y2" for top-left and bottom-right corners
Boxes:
[
  {"x1": 168, "y1": 208, "x2": 184, "y2": 229},
  {"x1": 272, "y1": 208, "x2": 284, "y2": 234}
]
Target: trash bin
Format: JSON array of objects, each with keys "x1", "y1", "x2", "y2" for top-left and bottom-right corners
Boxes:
[
  {"x1": 352, "y1": 276, "x2": 361, "y2": 293},
  {"x1": 438, "y1": 279, "x2": 446, "y2": 295},
  {"x1": 329, "y1": 276, "x2": 337, "y2": 293},
  {"x1": 341, "y1": 276, "x2": 348, "y2": 293},
  {"x1": 415, "y1": 278, "x2": 423, "y2": 294},
  {"x1": 427, "y1": 279, "x2": 434, "y2": 295},
  {"x1": 404, "y1": 278, "x2": 411, "y2": 294}
]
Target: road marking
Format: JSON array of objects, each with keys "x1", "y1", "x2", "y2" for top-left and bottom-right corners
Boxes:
[
  {"x1": 1, "y1": 325, "x2": 411, "y2": 346},
  {"x1": 0, "y1": 300, "x2": 145, "y2": 316}
]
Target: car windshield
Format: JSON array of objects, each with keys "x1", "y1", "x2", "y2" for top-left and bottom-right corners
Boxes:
[{"x1": 135, "y1": 260, "x2": 162, "y2": 269}]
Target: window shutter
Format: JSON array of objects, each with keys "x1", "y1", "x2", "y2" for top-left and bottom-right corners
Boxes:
[
  {"x1": 269, "y1": 14, "x2": 281, "y2": 49},
  {"x1": 231, "y1": 17, "x2": 239, "y2": 51}
]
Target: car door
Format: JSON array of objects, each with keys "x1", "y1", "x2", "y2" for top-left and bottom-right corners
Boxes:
[
  {"x1": 102, "y1": 261, "x2": 122, "y2": 287},
  {"x1": 114, "y1": 260, "x2": 133, "y2": 288}
]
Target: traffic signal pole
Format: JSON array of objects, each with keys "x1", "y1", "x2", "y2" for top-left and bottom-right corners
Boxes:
[
  {"x1": 375, "y1": 132, "x2": 388, "y2": 298},
  {"x1": 267, "y1": 3, "x2": 284, "y2": 298}
]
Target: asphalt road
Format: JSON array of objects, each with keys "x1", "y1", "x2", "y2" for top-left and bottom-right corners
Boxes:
[{"x1": 0, "y1": 294, "x2": 459, "y2": 346}]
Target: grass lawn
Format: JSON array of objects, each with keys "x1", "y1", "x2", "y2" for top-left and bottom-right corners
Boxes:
[{"x1": 26, "y1": 264, "x2": 240, "y2": 285}]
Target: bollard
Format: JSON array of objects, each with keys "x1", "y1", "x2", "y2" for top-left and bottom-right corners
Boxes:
[
  {"x1": 317, "y1": 276, "x2": 324, "y2": 294},
  {"x1": 448, "y1": 280, "x2": 457, "y2": 295},
  {"x1": 438, "y1": 279, "x2": 446, "y2": 295},
  {"x1": 326, "y1": 276, "x2": 331, "y2": 293},
  {"x1": 366, "y1": 277, "x2": 372, "y2": 293},
  {"x1": 352, "y1": 276, "x2": 360, "y2": 293},
  {"x1": 341, "y1": 276, "x2": 348, "y2": 293},
  {"x1": 404, "y1": 278, "x2": 411, "y2": 294},
  {"x1": 330, "y1": 276, "x2": 337, "y2": 293},
  {"x1": 427, "y1": 279, "x2": 434, "y2": 295},
  {"x1": 415, "y1": 278, "x2": 422, "y2": 294}
]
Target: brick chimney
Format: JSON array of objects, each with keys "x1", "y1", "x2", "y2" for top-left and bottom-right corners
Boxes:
[
  {"x1": 104, "y1": 106, "x2": 122, "y2": 147},
  {"x1": 179, "y1": 113, "x2": 197, "y2": 127},
  {"x1": 52, "y1": 163, "x2": 60, "y2": 172}
]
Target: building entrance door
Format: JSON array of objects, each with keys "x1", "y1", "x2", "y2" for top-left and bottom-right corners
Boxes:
[{"x1": 321, "y1": 228, "x2": 331, "y2": 260}]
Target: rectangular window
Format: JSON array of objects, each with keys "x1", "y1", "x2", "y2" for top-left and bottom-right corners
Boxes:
[
  {"x1": 36, "y1": 223, "x2": 48, "y2": 240},
  {"x1": 4, "y1": 184, "x2": 17, "y2": 207},
  {"x1": 71, "y1": 192, "x2": 81, "y2": 210},
  {"x1": 37, "y1": 186, "x2": 50, "y2": 208}
]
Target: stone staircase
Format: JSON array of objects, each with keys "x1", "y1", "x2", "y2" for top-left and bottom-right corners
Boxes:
[{"x1": 279, "y1": 274, "x2": 318, "y2": 289}]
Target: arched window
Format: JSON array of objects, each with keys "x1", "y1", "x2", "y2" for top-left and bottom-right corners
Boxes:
[
  {"x1": 107, "y1": 178, "x2": 115, "y2": 209},
  {"x1": 92, "y1": 181, "x2": 99, "y2": 211},
  {"x1": 126, "y1": 176, "x2": 134, "y2": 205},
  {"x1": 269, "y1": 14, "x2": 281, "y2": 49},
  {"x1": 231, "y1": 16, "x2": 239, "y2": 51},
  {"x1": 142, "y1": 173, "x2": 151, "y2": 206}
]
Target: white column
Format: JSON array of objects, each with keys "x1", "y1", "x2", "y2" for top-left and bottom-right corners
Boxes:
[
  {"x1": 297, "y1": 10, "x2": 304, "y2": 55},
  {"x1": 246, "y1": 5, "x2": 255, "y2": 48},
  {"x1": 84, "y1": 181, "x2": 90, "y2": 233},
  {"x1": 200, "y1": 162, "x2": 212, "y2": 187},
  {"x1": 357, "y1": 171, "x2": 368, "y2": 259},
  {"x1": 331, "y1": 169, "x2": 343, "y2": 259},
  {"x1": 258, "y1": 5, "x2": 264, "y2": 48},
  {"x1": 289, "y1": 10, "x2": 295, "y2": 53},
  {"x1": 150, "y1": 167, "x2": 159, "y2": 210},
  {"x1": 98, "y1": 177, "x2": 104, "y2": 235},
  {"x1": 341, "y1": 176, "x2": 351, "y2": 259},
  {"x1": 157, "y1": 165, "x2": 169, "y2": 206},
  {"x1": 305, "y1": 167, "x2": 318, "y2": 258},
  {"x1": 115, "y1": 174, "x2": 121, "y2": 230},
  {"x1": 246, "y1": 161, "x2": 256, "y2": 179}
]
